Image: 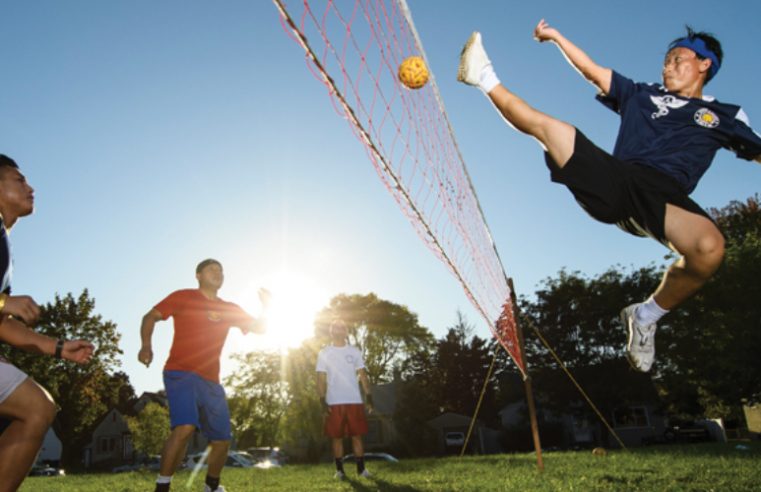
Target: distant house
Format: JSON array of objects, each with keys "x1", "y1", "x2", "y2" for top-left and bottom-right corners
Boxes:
[
  {"x1": 133, "y1": 391, "x2": 210, "y2": 455},
  {"x1": 82, "y1": 391, "x2": 216, "y2": 468},
  {"x1": 320, "y1": 379, "x2": 502, "y2": 456},
  {"x1": 427, "y1": 412, "x2": 502, "y2": 455},
  {"x1": 83, "y1": 408, "x2": 133, "y2": 468},
  {"x1": 365, "y1": 379, "x2": 400, "y2": 450},
  {"x1": 610, "y1": 403, "x2": 668, "y2": 446},
  {"x1": 499, "y1": 399, "x2": 668, "y2": 448},
  {"x1": 133, "y1": 391, "x2": 168, "y2": 413}
]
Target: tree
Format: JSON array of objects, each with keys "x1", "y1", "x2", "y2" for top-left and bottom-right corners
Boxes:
[
  {"x1": 434, "y1": 313, "x2": 499, "y2": 420},
  {"x1": 520, "y1": 266, "x2": 659, "y2": 370},
  {"x1": 657, "y1": 195, "x2": 761, "y2": 420},
  {"x1": 516, "y1": 267, "x2": 662, "y2": 433},
  {"x1": 394, "y1": 312, "x2": 501, "y2": 455},
  {"x1": 0, "y1": 290, "x2": 132, "y2": 468},
  {"x1": 224, "y1": 350, "x2": 289, "y2": 448},
  {"x1": 314, "y1": 293, "x2": 434, "y2": 383},
  {"x1": 278, "y1": 338, "x2": 325, "y2": 462},
  {"x1": 516, "y1": 195, "x2": 761, "y2": 422},
  {"x1": 127, "y1": 402, "x2": 170, "y2": 457}
]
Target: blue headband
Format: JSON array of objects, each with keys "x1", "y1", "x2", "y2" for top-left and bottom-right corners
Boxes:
[{"x1": 671, "y1": 37, "x2": 720, "y2": 80}]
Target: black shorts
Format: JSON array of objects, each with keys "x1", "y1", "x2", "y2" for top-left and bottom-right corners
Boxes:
[{"x1": 545, "y1": 129, "x2": 713, "y2": 247}]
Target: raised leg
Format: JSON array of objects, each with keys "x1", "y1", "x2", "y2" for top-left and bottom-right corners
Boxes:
[{"x1": 653, "y1": 204, "x2": 725, "y2": 309}]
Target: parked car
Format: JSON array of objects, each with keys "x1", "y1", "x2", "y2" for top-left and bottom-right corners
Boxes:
[
  {"x1": 112, "y1": 455, "x2": 161, "y2": 473},
  {"x1": 664, "y1": 420, "x2": 711, "y2": 443},
  {"x1": 445, "y1": 432, "x2": 465, "y2": 447},
  {"x1": 185, "y1": 451, "x2": 254, "y2": 470},
  {"x1": 342, "y1": 452, "x2": 398, "y2": 463},
  {"x1": 246, "y1": 447, "x2": 288, "y2": 468},
  {"x1": 29, "y1": 464, "x2": 65, "y2": 477}
]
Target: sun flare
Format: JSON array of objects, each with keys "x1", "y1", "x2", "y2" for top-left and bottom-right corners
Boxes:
[{"x1": 231, "y1": 270, "x2": 329, "y2": 353}]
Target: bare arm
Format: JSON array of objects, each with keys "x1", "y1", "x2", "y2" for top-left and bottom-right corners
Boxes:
[
  {"x1": 231, "y1": 288, "x2": 270, "y2": 335},
  {"x1": 534, "y1": 19, "x2": 612, "y2": 95},
  {"x1": 358, "y1": 368, "x2": 374, "y2": 411},
  {"x1": 316, "y1": 371, "x2": 330, "y2": 415},
  {"x1": 755, "y1": 155, "x2": 761, "y2": 164},
  {"x1": 0, "y1": 294, "x2": 41, "y2": 326},
  {"x1": 138, "y1": 308, "x2": 163, "y2": 367},
  {"x1": 0, "y1": 316, "x2": 94, "y2": 363},
  {"x1": 235, "y1": 315, "x2": 266, "y2": 335}
]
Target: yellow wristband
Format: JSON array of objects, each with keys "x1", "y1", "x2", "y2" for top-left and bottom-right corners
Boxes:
[{"x1": 0, "y1": 293, "x2": 7, "y2": 313}]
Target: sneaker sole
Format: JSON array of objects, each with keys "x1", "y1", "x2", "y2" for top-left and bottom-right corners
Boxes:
[
  {"x1": 621, "y1": 307, "x2": 648, "y2": 372},
  {"x1": 457, "y1": 32, "x2": 480, "y2": 83}
]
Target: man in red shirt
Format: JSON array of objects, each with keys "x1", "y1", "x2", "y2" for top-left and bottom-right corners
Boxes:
[{"x1": 139, "y1": 259, "x2": 268, "y2": 492}]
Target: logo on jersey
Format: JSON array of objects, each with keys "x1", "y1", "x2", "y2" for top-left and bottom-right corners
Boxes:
[
  {"x1": 207, "y1": 311, "x2": 222, "y2": 322},
  {"x1": 694, "y1": 108, "x2": 720, "y2": 128},
  {"x1": 650, "y1": 95, "x2": 689, "y2": 119}
]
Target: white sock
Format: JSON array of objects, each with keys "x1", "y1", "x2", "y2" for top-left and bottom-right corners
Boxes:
[
  {"x1": 479, "y1": 64, "x2": 500, "y2": 93},
  {"x1": 634, "y1": 296, "x2": 669, "y2": 326},
  {"x1": 156, "y1": 475, "x2": 172, "y2": 484}
]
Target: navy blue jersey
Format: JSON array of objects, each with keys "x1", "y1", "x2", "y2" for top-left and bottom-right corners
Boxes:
[
  {"x1": 596, "y1": 71, "x2": 761, "y2": 193},
  {"x1": 0, "y1": 219, "x2": 11, "y2": 294}
]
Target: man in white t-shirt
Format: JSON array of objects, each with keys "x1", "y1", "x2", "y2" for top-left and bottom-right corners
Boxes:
[{"x1": 316, "y1": 320, "x2": 374, "y2": 479}]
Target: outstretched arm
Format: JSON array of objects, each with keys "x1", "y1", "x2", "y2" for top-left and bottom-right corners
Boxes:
[
  {"x1": 316, "y1": 371, "x2": 330, "y2": 415},
  {"x1": 0, "y1": 316, "x2": 94, "y2": 363},
  {"x1": 534, "y1": 19, "x2": 612, "y2": 95},
  {"x1": 237, "y1": 315, "x2": 266, "y2": 335},
  {"x1": 232, "y1": 288, "x2": 270, "y2": 335}
]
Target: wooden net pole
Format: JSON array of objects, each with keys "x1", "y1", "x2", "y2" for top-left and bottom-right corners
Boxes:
[{"x1": 508, "y1": 278, "x2": 544, "y2": 471}]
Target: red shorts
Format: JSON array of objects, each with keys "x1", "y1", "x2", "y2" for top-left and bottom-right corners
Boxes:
[{"x1": 324, "y1": 404, "x2": 368, "y2": 438}]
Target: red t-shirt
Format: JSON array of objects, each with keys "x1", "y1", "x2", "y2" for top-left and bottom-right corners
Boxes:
[{"x1": 154, "y1": 289, "x2": 247, "y2": 383}]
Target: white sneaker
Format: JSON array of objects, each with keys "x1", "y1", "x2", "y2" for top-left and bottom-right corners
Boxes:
[
  {"x1": 457, "y1": 31, "x2": 492, "y2": 86},
  {"x1": 621, "y1": 304, "x2": 657, "y2": 372},
  {"x1": 359, "y1": 469, "x2": 372, "y2": 478},
  {"x1": 334, "y1": 471, "x2": 346, "y2": 480},
  {"x1": 204, "y1": 486, "x2": 225, "y2": 492}
]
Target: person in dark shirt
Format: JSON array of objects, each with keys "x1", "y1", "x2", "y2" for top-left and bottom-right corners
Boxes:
[
  {"x1": 0, "y1": 154, "x2": 94, "y2": 491},
  {"x1": 457, "y1": 22, "x2": 761, "y2": 373}
]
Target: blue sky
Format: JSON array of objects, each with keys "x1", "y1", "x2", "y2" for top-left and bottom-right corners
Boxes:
[{"x1": 2, "y1": 1, "x2": 759, "y2": 395}]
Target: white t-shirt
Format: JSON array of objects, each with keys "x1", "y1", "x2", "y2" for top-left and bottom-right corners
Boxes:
[{"x1": 315, "y1": 344, "x2": 365, "y2": 405}]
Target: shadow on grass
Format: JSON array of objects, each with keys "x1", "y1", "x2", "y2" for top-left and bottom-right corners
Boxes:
[
  {"x1": 388, "y1": 454, "x2": 537, "y2": 475},
  {"x1": 345, "y1": 476, "x2": 422, "y2": 492}
]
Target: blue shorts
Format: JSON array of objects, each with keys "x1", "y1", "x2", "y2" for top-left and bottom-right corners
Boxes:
[{"x1": 163, "y1": 370, "x2": 232, "y2": 441}]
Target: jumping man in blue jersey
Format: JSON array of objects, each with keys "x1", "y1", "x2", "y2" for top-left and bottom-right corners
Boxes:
[
  {"x1": 457, "y1": 21, "x2": 761, "y2": 372},
  {"x1": 0, "y1": 154, "x2": 94, "y2": 491}
]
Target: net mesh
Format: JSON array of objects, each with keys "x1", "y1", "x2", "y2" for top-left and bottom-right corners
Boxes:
[{"x1": 273, "y1": 0, "x2": 525, "y2": 375}]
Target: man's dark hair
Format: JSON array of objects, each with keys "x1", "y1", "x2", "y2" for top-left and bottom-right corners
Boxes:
[
  {"x1": 0, "y1": 154, "x2": 19, "y2": 170},
  {"x1": 196, "y1": 258, "x2": 222, "y2": 274},
  {"x1": 669, "y1": 26, "x2": 723, "y2": 84}
]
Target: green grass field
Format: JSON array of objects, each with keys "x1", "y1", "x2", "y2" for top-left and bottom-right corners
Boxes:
[{"x1": 20, "y1": 442, "x2": 760, "y2": 491}]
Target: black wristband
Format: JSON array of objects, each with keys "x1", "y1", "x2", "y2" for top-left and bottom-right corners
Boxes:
[{"x1": 55, "y1": 339, "x2": 64, "y2": 359}]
